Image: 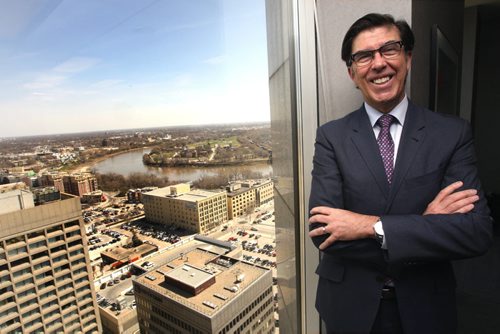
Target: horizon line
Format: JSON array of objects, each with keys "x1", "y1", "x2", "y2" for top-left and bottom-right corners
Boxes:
[{"x1": 1, "y1": 121, "x2": 271, "y2": 140}]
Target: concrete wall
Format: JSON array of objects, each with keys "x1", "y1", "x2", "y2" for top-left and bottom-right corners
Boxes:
[
  {"x1": 0, "y1": 189, "x2": 34, "y2": 215},
  {"x1": 0, "y1": 193, "x2": 80, "y2": 239}
]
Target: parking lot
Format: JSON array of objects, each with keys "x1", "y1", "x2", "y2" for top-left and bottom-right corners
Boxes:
[{"x1": 96, "y1": 272, "x2": 137, "y2": 312}]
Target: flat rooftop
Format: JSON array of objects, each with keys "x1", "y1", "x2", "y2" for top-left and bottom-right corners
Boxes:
[
  {"x1": 102, "y1": 243, "x2": 157, "y2": 261},
  {"x1": 165, "y1": 264, "x2": 214, "y2": 290},
  {"x1": 227, "y1": 186, "x2": 252, "y2": 197},
  {"x1": 135, "y1": 249, "x2": 270, "y2": 317},
  {"x1": 146, "y1": 186, "x2": 224, "y2": 203},
  {"x1": 176, "y1": 189, "x2": 224, "y2": 202}
]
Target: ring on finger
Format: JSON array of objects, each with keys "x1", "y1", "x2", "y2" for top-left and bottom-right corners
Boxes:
[{"x1": 322, "y1": 226, "x2": 326, "y2": 234}]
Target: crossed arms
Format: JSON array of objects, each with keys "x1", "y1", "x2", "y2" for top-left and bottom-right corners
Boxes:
[
  {"x1": 309, "y1": 181, "x2": 479, "y2": 250},
  {"x1": 308, "y1": 119, "x2": 493, "y2": 266}
]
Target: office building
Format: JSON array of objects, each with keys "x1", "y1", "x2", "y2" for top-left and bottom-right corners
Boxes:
[
  {"x1": 253, "y1": 180, "x2": 274, "y2": 207},
  {"x1": 0, "y1": 193, "x2": 101, "y2": 333},
  {"x1": 143, "y1": 184, "x2": 228, "y2": 233},
  {"x1": 134, "y1": 249, "x2": 274, "y2": 334},
  {"x1": 127, "y1": 186, "x2": 158, "y2": 203},
  {"x1": 226, "y1": 179, "x2": 274, "y2": 219}
]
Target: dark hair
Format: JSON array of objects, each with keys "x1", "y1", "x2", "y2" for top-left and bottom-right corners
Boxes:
[{"x1": 341, "y1": 13, "x2": 414, "y2": 66}]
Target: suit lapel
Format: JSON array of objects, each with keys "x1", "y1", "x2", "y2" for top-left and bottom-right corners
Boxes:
[
  {"x1": 349, "y1": 106, "x2": 391, "y2": 199},
  {"x1": 386, "y1": 102, "x2": 426, "y2": 209}
]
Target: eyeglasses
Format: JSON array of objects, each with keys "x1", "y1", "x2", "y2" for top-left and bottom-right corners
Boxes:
[{"x1": 349, "y1": 41, "x2": 404, "y2": 67}]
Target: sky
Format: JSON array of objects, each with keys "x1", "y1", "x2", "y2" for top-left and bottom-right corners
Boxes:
[{"x1": 0, "y1": 0, "x2": 270, "y2": 137}]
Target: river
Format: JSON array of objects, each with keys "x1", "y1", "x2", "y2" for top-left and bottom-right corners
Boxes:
[{"x1": 91, "y1": 148, "x2": 273, "y2": 183}]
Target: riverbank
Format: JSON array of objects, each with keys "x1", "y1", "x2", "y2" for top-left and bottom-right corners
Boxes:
[
  {"x1": 142, "y1": 157, "x2": 271, "y2": 168},
  {"x1": 70, "y1": 148, "x2": 271, "y2": 174},
  {"x1": 68, "y1": 146, "x2": 151, "y2": 174}
]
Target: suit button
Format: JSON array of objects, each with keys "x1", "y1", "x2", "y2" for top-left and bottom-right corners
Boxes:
[{"x1": 376, "y1": 275, "x2": 385, "y2": 283}]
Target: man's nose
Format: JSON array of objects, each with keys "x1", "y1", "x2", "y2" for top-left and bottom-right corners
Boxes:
[{"x1": 371, "y1": 51, "x2": 387, "y2": 69}]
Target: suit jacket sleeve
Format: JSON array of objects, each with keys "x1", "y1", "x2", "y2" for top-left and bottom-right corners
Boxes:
[
  {"x1": 381, "y1": 119, "x2": 493, "y2": 264},
  {"x1": 309, "y1": 124, "x2": 387, "y2": 270}
]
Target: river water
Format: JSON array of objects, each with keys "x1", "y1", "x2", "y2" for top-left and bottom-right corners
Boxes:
[{"x1": 91, "y1": 148, "x2": 273, "y2": 183}]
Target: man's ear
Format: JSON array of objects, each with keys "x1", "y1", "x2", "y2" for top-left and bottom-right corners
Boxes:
[
  {"x1": 348, "y1": 66, "x2": 355, "y2": 80},
  {"x1": 347, "y1": 67, "x2": 359, "y2": 89},
  {"x1": 405, "y1": 51, "x2": 413, "y2": 71}
]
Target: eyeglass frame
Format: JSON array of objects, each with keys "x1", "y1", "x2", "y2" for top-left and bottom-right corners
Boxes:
[{"x1": 348, "y1": 40, "x2": 405, "y2": 67}]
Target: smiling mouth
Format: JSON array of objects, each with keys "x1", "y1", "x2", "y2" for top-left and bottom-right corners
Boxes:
[{"x1": 371, "y1": 76, "x2": 392, "y2": 85}]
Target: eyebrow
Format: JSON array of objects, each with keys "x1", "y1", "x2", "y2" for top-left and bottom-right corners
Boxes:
[{"x1": 353, "y1": 40, "x2": 400, "y2": 53}]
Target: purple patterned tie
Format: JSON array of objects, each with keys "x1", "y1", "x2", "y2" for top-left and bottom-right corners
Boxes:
[{"x1": 377, "y1": 114, "x2": 395, "y2": 184}]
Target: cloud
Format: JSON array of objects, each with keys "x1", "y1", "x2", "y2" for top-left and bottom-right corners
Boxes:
[
  {"x1": 23, "y1": 74, "x2": 66, "y2": 89},
  {"x1": 53, "y1": 57, "x2": 100, "y2": 73},
  {"x1": 203, "y1": 55, "x2": 226, "y2": 65},
  {"x1": 21, "y1": 56, "x2": 101, "y2": 93},
  {"x1": 89, "y1": 79, "x2": 124, "y2": 89}
]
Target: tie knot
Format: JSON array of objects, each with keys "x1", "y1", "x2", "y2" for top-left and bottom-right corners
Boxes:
[{"x1": 377, "y1": 114, "x2": 395, "y2": 129}]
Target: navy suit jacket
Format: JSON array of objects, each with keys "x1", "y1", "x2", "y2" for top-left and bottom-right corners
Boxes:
[{"x1": 309, "y1": 101, "x2": 493, "y2": 334}]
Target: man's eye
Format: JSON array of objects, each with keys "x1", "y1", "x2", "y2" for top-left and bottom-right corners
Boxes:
[
  {"x1": 354, "y1": 52, "x2": 372, "y2": 62},
  {"x1": 382, "y1": 46, "x2": 398, "y2": 54}
]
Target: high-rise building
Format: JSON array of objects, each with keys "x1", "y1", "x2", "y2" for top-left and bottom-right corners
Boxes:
[
  {"x1": 0, "y1": 193, "x2": 101, "y2": 333},
  {"x1": 142, "y1": 184, "x2": 228, "y2": 233},
  {"x1": 134, "y1": 249, "x2": 274, "y2": 334}
]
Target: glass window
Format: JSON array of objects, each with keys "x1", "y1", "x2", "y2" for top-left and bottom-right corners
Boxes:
[
  {"x1": 4, "y1": 236, "x2": 24, "y2": 246},
  {"x1": 29, "y1": 241, "x2": 46, "y2": 250},
  {"x1": 3, "y1": 0, "x2": 278, "y2": 332},
  {"x1": 8, "y1": 246, "x2": 27, "y2": 257}
]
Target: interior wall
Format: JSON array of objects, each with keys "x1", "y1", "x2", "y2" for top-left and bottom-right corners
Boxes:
[
  {"x1": 411, "y1": 0, "x2": 464, "y2": 109},
  {"x1": 473, "y1": 5, "x2": 500, "y2": 195},
  {"x1": 460, "y1": 6, "x2": 478, "y2": 122},
  {"x1": 453, "y1": 4, "x2": 500, "y2": 334}
]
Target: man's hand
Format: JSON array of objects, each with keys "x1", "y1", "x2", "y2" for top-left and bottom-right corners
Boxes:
[
  {"x1": 424, "y1": 181, "x2": 479, "y2": 215},
  {"x1": 308, "y1": 207, "x2": 379, "y2": 250}
]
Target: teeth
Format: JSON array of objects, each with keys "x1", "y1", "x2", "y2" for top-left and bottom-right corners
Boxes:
[{"x1": 373, "y1": 76, "x2": 390, "y2": 84}]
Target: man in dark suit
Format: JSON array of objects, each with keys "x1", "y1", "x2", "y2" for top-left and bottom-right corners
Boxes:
[{"x1": 308, "y1": 13, "x2": 493, "y2": 334}]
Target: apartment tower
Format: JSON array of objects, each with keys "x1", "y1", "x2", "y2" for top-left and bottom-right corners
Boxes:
[{"x1": 0, "y1": 193, "x2": 101, "y2": 333}]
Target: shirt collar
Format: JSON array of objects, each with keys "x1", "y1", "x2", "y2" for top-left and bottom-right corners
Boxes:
[{"x1": 365, "y1": 96, "x2": 408, "y2": 128}]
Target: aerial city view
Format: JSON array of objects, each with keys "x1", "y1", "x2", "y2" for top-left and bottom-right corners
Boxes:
[
  {"x1": 0, "y1": 1, "x2": 275, "y2": 333},
  {"x1": 0, "y1": 123, "x2": 276, "y2": 334}
]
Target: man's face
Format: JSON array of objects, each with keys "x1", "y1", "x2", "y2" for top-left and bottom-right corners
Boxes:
[{"x1": 348, "y1": 25, "x2": 412, "y2": 113}]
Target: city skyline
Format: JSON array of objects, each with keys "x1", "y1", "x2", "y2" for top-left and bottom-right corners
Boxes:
[{"x1": 0, "y1": 0, "x2": 270, "y2": 138}]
